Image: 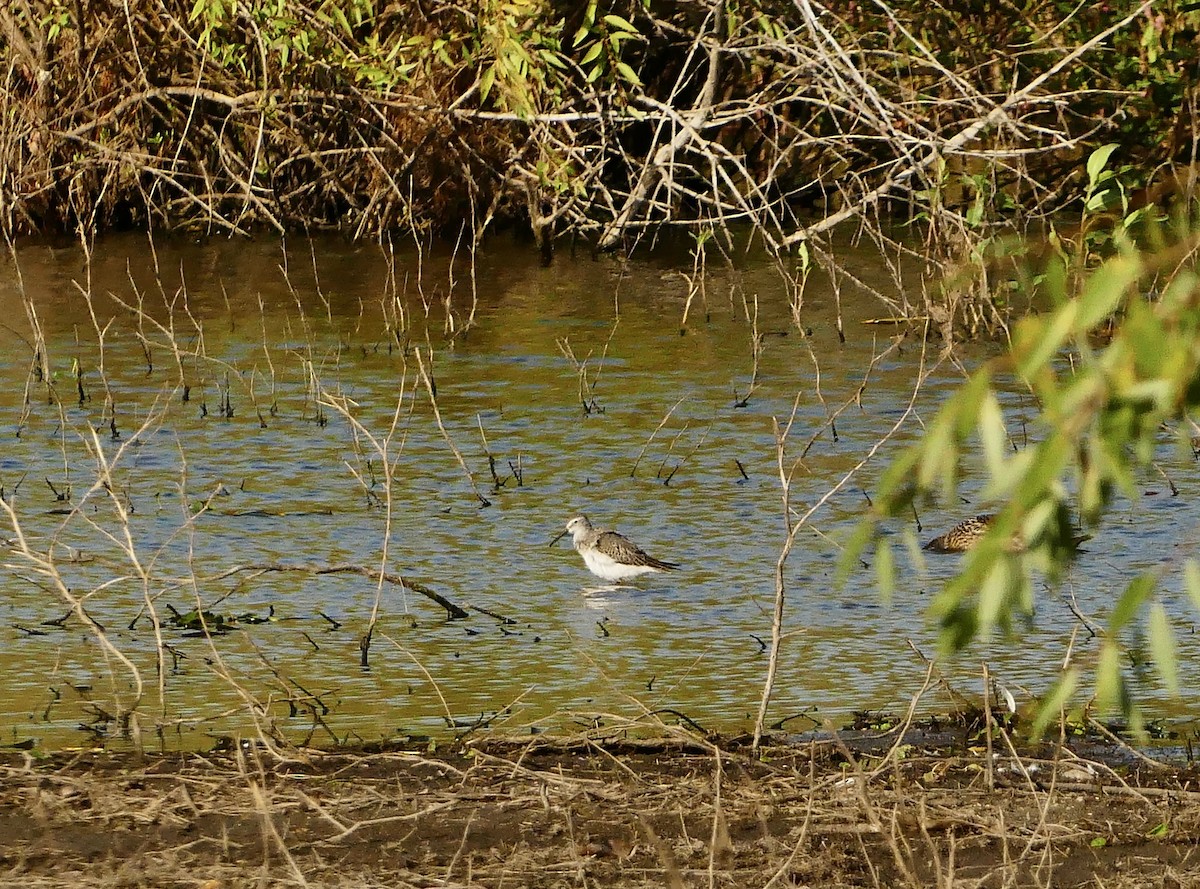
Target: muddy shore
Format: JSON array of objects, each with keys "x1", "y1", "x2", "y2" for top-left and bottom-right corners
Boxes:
[{"x1": 2, "y1": 726, "x2": 1198, "y2": 888}]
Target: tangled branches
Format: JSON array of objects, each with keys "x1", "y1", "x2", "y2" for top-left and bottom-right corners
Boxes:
[{"x1": 0, "y1": 0, "x2": 1177, "y2": 281}]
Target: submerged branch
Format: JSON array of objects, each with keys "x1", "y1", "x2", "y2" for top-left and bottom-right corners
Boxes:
[{"x1": 212, "y1": 562, "x2": 469, "y2": 620}]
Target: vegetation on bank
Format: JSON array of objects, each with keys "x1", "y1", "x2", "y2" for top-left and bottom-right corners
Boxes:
[{"x1": 1, "y1": 1, "x2": 1193, "y2": 265}]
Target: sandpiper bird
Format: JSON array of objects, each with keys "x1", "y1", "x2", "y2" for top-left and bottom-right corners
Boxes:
[
  {"x1": 924, "y1": 514, "x2": 1089, "y2": 554},
  {"x1": 923, "y1": 515, "x2": 1002, "y2": 553},
  {"x1": 552, "y1": 515, "x2": 679, "y2": 582}
]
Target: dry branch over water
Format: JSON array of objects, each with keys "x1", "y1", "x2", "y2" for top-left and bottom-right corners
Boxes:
[{"x1": 2, "y1": 733, "x2": 1199, "y2": 887}]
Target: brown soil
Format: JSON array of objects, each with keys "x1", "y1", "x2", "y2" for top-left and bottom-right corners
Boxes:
[{"x1": 1, "y1": 731, "x2": 1198, "y2": 888}]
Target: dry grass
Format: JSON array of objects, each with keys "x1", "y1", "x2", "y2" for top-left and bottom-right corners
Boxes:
[{"x1": 2, "y1": 731, "x2": 1198, "y2": 888}]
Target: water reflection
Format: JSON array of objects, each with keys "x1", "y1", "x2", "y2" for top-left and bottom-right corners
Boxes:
[{"x1": 0, "y1": 232, "x2": 1195, "y2": 751}]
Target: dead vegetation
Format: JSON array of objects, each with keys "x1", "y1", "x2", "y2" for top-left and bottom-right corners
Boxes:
[
  {"x1": 2, "y1": 1, "x2": 1183, "y2": 267},
  {"x1": 2, "y1": 730, "x2": 1198, "y2": 888}
]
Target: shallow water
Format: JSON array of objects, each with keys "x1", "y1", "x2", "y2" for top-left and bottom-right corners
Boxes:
[{"x1": 0, "y1": 233, "x2": 1196, "y2": 751}]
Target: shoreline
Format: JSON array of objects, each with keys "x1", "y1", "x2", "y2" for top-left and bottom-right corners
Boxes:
[{"x1": 4, "y1": 725, "x2": 1198, "y2": 887}]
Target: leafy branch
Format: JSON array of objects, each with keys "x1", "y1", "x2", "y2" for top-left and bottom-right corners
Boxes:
[{"x1": 849, "y1": 203, "x2": 1200, "y2": 732}]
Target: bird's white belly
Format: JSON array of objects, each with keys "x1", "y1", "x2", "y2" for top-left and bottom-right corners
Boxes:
[{"x1": 580, "y1": 547, "x2": 658, "y2": 582}]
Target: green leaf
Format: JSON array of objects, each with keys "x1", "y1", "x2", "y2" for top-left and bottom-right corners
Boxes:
[
  {"x1": 797, "y1": 240, "x2": 811, "y2": 274},
  {"x1": 614, "y1": 60, "x2": 642, "y2": 86},
  {"x1": 837, "y1": 519, "x2": 876, "y2": 589},
  {"x1": 1123, "y1": 207, "x2": 1147, "y2": 229},
  {"x1": 1110, "y1": 572, "x2": 1156, "y2": 632},
  {"x1": 1085, "y1": 190, "x2": 1113, "y2": 213},
  {"x1": 1076, "y1": 255, "x2": 1141, "y2": 330},
  {"x1": 1086, "y1": 144, "x2": 1120, "y2": 188},
  {"x1": 1042, "y1": 254, "x2": 1068, "y2": 306},
  {"x1": 602, "y1": 13, "x2": 638, "y2": 33},
  {"x1": 976, "y1": 555, "x2": 1014, "y2": 637},
  {"x1": 479, "y1": 65, "x2": 496, "y2": 103},
  {"x1": 1020, "y1": 498, "x2": 1057, "y2": 550},
  {"x1": 1030, "y1": 668, "x2": 1078, "y2": 739},
  {"x1": 977, "y1": 391, "x2": 1007, "y2": 479},
  {"x1": 1095, "y1": 640, "x2": 1124, "y2": 713},
  {"x1": 917, "y1": 412, "x2": 957, "y2": 494},
  {"x1": 1148, "y1": 601, "x2": 1178, "y2": 694},
  {"x1": 1014, "y1": 301, "x2": 1077, "y2": 380},
  {"x1": 1090, "y1": 836, "x2": 1107, "y2": 849},
  {"x1": 1184, "y1": 560, "x2": 1200, "y2": 613},
  {"x1": 329, "y1": 6, "x2": 351, "y2": 36},
  {"x1": 955, "y1": 368, "x2": 993, "y2": 438},
  {"x1": 966, "y1": 192, "x2": 985, "y2": 228},
  {"x1": 874, "y1": 445, "x2": 919, "y2": 511},
  {"x1": 580, "y1": 41, "x2": 603, "y2": 65},
  {"x1": 937, "y1": 602, "x2": 979, "y2": 653}
]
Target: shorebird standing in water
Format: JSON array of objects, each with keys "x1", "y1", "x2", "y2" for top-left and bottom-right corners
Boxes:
[
  {"x1": 552, "y1": 515, "x2": 679, "y2": 582},
  {"x1": 923, "y1": 514, "x2": 1089, "y2": 554},
  {"x1": 923, "y1": 514, "x2": 1002, "y2": 553}
]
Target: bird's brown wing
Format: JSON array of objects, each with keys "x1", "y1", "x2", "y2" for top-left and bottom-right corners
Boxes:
[{"x1": 595, "y1": 531, "x2": 679, "y2": 570}]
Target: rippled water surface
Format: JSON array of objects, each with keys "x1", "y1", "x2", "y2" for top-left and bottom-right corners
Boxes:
[{"x1": 0, "y1": 233, "x2": 1196, "y2": 750}]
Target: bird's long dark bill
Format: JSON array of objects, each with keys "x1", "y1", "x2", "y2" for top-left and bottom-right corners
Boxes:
[{"x1": 549, "y1": 528, "x2": 569, "y2": 547}]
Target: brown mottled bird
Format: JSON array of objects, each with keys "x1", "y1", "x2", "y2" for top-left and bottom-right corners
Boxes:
[
  {"x1": 923, "y1": 515, "x2": 1007, "y2": 553},
  {"x1": 923, "y1": 514, "x2": 1090, "y2": 554}
]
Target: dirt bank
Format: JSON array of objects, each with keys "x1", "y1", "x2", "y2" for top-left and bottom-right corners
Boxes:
[{"x1": 2, "y1": 731, "x2": 1198, "y2": 888}]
